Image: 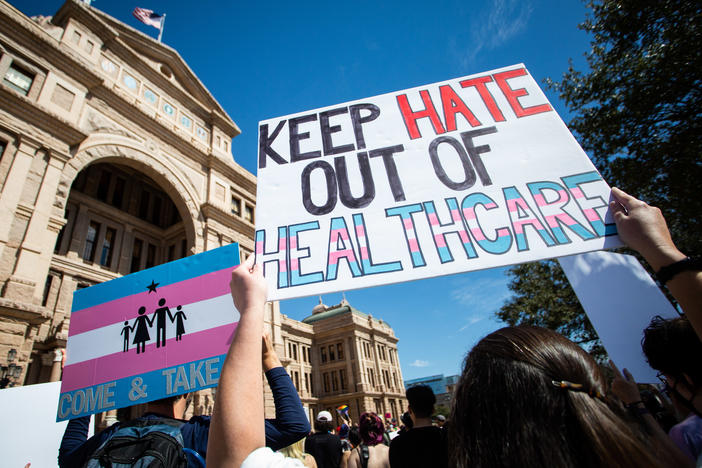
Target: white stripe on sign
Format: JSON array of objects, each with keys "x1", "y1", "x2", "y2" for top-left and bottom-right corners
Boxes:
[{"x1": 65, "y1": 294, "x2": 238, "y2": 366}]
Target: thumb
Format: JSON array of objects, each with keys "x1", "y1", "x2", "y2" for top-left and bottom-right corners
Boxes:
[
  {"x1": 610, "y1": 187, "x2": 635, "y2": 210},
  {"x1": 623, "y1": 368, "x2": 636, "y2": 383},
  {"x1": 609, "y1": 359, "x2": 624, "y2": 379}
]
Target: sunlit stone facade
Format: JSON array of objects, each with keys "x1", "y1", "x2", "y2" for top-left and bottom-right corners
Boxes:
[{"x1": 0, "y1": 0, "x2": 405, "y2": 428}]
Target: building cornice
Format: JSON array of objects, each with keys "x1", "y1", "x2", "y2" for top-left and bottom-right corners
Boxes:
[
  {"x1": 1, "y1": 1, "x2": 248, "y2": 168},
  {"x1": 50, "y1": 255, "x2": 121, "y2": 284},
  {"x1": 0, "y1": 87, "x2": 88, "y2": 145},
  {"x1": 0, "y1": 297, "x2": 52, "y2": 323},
  {"x1": 201, "y1": 202, "x2": 255, "y2": 239},
  {"x1": 51, "y1": 0, "x2": 239, "y2": 137},
  {"x1": 207, "y1": 154, "x2": 257, "y2": 198}
]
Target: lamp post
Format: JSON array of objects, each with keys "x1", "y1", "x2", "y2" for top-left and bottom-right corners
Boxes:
[{"x1": 0, "y1": 349, "x2": 22, "y2": 389}]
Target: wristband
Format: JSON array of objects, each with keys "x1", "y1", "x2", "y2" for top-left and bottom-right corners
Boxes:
[{"x1": 656, "y1": 256, "x2": 702, "y2": 285}]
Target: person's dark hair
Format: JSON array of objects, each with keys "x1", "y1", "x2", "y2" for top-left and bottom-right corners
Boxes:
[
  {"x1": 642, "y1": 315, "x2": 702, "y2": 386},
  {"x1": 348, "y1": 427, "x2": 361, "y2": 448},
  {"x1": 449, "y1": 326, "x2": 663, "y2": 468},
  {"x1": 406, "y1": 384, "x2": 435, "y2": 418},
  {"x1": 314, "y1": 419, "x2": 334, "y2": 433},
  {"x1": 400, "y1": 411, "x2": 413, "y2": 430},
  {"x1": 359, "y1": 412, "x2": 384, "y2": 446}
]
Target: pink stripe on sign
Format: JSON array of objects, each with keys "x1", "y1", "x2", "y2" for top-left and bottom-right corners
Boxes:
[
  {"x1": 584, "y1": 210, "x2": 601, "y2": 222},
  {"x1": 462, "y1": 208, "x2": 477, "y2": 220},
  {"x1": 355, "y1": 225, "x2": 365, "y2": 238},
  {"x1": 256, "y1": 241, "x2": 263, "y2": 255},
  {"x1": 570, "y1": 187, "x2": 585, "y2": 199},
  {"x1": 408, "y1": 238, "x2": 420, "y2": 252},
  {"x1": 289, "y1": 237, "x2": 297, "y2": 249},
  {"x1": 290, "y1": 258, "x2": 299, "y2": 271},
  {"x1": 278, "y1": 238, "x2": 286, "y2": 251},
  {"x1": 428, "y1": 213, "x2": 440, "y2": 226},
  {"x1": 545, "y1": 216, "x2": 560, "y2": 228},
  {"x1": 360, "y1": 246, "x2": 369, "y2": 260},
  {"x1": 533, "y1": 194, "x2": 547, "y2": 207},
  {"x1": 278, "y1": 260, "x2": 287, "y2": 273},
  {"x1": 506, "y1": 199, "x2": 520, "y2": 213},
  {"x1": 69, "y1": 266, "x2": 234, "y2": 337},
  {"x1": 403, "y1": 218, "x2": 414, "y2": 230},
  {"x1": 330, "y1": 228, "x2": 350, "y2": 242},
  {"x1": 61, "y1": 322, "x2": 237, "y2": 392},
  {"x1": 552, "y1": 216, "x2": 579, "y2": 227},
  {"x1": 434, "y1": 234, "x2": 447, "y2": 248},
  {"x1": 471, "y1": 228, "x2": 487, "y2": 242},
  {"x1": 328, "y1": 250, "x2": 354, "y2": 264}
]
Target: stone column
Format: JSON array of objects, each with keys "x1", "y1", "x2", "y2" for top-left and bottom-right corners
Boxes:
[
  {"x1": 354, "y1": 337, "x2": 364, "y2": 391},
  {"x1": 12, "y1": 150, "x2": 69, "y2": 303},
  {"x1": 117, "y1": 226, "x2": 134, "y2": 275},
  {"x1": 104, "y1": 409, "x2": 119, "y2": 426},
  {"x1": 48, "y1": 348, "x2": 63, "y2": 382},
  {"x1": 67, "y1": 203, "x2": 89, "y2": 260},
  {"x1": 344, "y1": 341, "x2": 354, "y2": 393},
  {"x1": 0, "y1": 136, "x2": 41, "y2": 265}
]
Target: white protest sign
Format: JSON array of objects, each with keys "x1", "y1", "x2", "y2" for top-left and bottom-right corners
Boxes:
[
  {"x1": 559, "y1": 251, "x2": 679, "y2": 384},
  {"x1": 256, "y1": 64, "x2": 621, "y2": 300},
  {"x1": 0, "y1": 382, "x2": 94, "y2": 467}
]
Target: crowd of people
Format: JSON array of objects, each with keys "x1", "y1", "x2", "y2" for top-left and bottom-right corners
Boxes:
[{"x1": 60, "y1": 187, "x2": 702, "y2": 467}]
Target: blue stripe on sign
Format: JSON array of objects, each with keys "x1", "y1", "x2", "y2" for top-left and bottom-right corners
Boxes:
[
  {"x1": 57, "y1": 353, "x2": 226, "y2": 421},
  {"x1": 72, "y1": 243, "x2": 240, "y2": 312}
]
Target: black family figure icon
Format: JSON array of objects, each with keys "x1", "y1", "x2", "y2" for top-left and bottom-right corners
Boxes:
[
  {"x1": 132, "y1": 306, "x2": 153, "y2": 354},
  {"x1": 152, "y1": 298, "x2": 174, "y2": 348},
  {"x1": 174, "y1": 305, "x2": 187, "y2": 341},
  {"x1": 120, "y1": 321, "x2": 135, "y2": 352}
]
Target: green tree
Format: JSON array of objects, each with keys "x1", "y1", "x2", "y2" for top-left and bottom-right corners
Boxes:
[
  {"x1": 500, "y1": 0, "x2": 701, "y2": 357},
  {"x1": 552, "y1": 0, "x2": 702, "y2": 254}
]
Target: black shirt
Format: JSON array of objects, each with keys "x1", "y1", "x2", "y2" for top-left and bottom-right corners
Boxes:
[
  {"x1": 389, "y1": 426, "x2": 448, "y2": 468},
  {"x1": 305, "y1": 432, "x2": 342, "y2": 468}
]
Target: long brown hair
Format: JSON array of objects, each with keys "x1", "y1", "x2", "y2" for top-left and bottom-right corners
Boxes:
[{"x1": 449, "y1": 326, "x2": 663, "y2": 468}]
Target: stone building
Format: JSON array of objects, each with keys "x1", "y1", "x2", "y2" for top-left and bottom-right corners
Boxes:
[
  {"x1": 273, "y1": 298, "x2": 406, "y2": 425},
  {"x1": 0, "y1": 0, "x2": 255, "y2": 415},
  {"x1": 0, "y1": 0, "x2": 405, "y2": 426}
]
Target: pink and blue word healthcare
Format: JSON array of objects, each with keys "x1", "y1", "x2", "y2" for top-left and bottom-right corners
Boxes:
[{"x1": 57, "y1": 243, "x2": 240, "y2": 421}]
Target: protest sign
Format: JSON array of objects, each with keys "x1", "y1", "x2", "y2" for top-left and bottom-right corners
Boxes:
[
  {"x1": 57, "y1": 243, "x2": 240, "y2": 421},
  {"x1": 559, "y1": 251, "x2": 679, "y2": 384},
  {"x1": 1, "y1": 382, "x2": 94, "y2": 467},
  {"x1": 256, "y1": 64, "x2": 621, "y2": 300}
]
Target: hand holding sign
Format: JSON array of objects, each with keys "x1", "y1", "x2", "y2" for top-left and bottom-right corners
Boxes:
[
  {"x1": 230, "y1": 254, "x2": 268, "y2": 316},
  {"x1": 609, "y1": 359, "x2": 642, "y2": 407},
  {"x1": 610, "y1": 187, "x2": 686, "y2": 271}
]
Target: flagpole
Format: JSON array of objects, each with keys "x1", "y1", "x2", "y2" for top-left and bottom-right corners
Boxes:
[{"x1": 157, "y1": 13, "x2": 166, "y2": 42}]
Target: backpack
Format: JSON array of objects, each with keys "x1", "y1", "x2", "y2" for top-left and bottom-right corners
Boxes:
[{"x1": 84, "y1": 417, "x2": 189, "y2": 468}]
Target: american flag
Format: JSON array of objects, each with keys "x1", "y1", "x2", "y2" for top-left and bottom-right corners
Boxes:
[{"x1": 132, "y1": 7, "x2": 164, "y2": 29}]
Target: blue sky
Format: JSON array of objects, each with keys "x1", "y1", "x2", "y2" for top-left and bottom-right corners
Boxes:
[{"x1": 17, "y1": 0, "x2": 593, "y2": 380}]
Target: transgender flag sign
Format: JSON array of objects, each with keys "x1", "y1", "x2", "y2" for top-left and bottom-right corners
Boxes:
[{"x1": 57, "y1": 243, "x2": 240, "y2": 421}]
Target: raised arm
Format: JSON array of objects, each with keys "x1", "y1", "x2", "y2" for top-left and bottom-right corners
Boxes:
[
  {"x1": 609, "y1": 361, "x2": 693, "y2": 468},
  {"x1": 610, "y1": 187, "x2": 702, "y2": 339},
  {"x1": 263, "y1": 333, "x2": 311, "y2": 449},
  {"x1": 206, "y1": 254, "x2": 267, "y2": 467}
]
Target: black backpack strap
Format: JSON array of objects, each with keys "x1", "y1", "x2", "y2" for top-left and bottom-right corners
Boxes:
[{"x1": 360, "y1": 444, "x2": 370, "y2": 468}]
